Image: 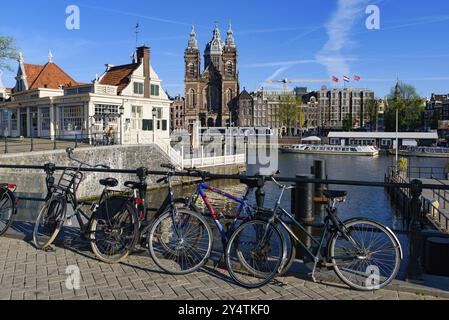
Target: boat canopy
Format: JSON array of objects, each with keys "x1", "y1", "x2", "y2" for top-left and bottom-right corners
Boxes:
[{"x1": 302, "y1": 136, "x2": 322, "y2": 142}]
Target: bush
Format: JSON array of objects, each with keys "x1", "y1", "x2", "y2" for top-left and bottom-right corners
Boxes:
[{"x1": 397, "y1": 157, "x2": 408, "y2": 172}]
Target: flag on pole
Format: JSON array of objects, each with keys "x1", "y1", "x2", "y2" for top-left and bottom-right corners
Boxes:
[
  {"x1": 332, "y1": 76, "x2": 339, "y2": 83},
  {"x1": 354, "y1": 75, "x2": 361, "y2": 81},
  {"x1": 343, "y1": 76, "x2": 350, "y2": 82}
]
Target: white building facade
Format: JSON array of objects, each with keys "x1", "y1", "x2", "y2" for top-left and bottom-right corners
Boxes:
[{"x1": 0, "y1": 46, "x2": 171, "y2": 145}]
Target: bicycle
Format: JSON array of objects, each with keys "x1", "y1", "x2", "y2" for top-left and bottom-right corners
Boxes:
[
  {"x1": 149, "y1": 168, "x2": 295, "y2": 276},
  {"x1": 226, "y1": 175, "x2": 404, "y2": 290},
  {"x1": 0, "y1": 183, "x2": 18, "y2": 237},
  {"x1": 89, "y1": 163, "x2": 213, "y2": 272},
  {"x1": 33, "y1": 148, "x2": 114, "y2": 250}
]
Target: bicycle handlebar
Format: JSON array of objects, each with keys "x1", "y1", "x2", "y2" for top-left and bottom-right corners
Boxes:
[{"x1": 66, "y1": 148, "x2": 110, "y2": 170}]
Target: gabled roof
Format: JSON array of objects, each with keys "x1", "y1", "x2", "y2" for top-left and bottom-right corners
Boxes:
[
  {"x1": 238, "y1": 89, "x2": 252, "y2": 100},
  {"x1": 99, "y1": 63, "x2": 139, "y2": 93},
  {"x1": 24, "y1": 62, "x2": 79, "y2": 89}
]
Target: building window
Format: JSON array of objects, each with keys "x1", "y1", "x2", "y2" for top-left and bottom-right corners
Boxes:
[
  {"x1": 330, "y1": 138, "x2": 340, "y2": 145},
  {"x1": 40, "y1": 108, "x2": 51, "y2": 131},
  {"x1": 226, "y1": 61, "x2": 233, "y2": 76},
  {"x1": 131, "y1": 106, "x2": 143, "y2": 130},
  {"x1": 95, "y1": 104, "x2": 119, "y2": 115},
  {"x1": 134, "y1": 82, "x2": 144, "y2": 95},
  {"x1": 189, "y1": 89, "x2": 196, "y2": 108},
  {"x1": 151, "y1": 84, "x2": 160, "y2": 96},
  {"x1": 188, "y1": 63, "x2": 195, "y2": 77},
  {"x1": 11, "y1": 111, "x2": 18, "y2": 131},
  {"x1": 61, "y1": 106, "x2": 84, "y2": 131},
  {"x1": 142, "y1": 119, "x2": 153, "y2": 131}
]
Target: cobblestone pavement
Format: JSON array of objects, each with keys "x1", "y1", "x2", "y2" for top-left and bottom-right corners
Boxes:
[{"x1": 0, "y1": 237, "x2": 446, "y2": 301}]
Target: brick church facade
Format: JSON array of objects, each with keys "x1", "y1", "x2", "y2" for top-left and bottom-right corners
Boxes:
[{"x1": 184, "y1": 23, "x2": 239, "y2": 128}]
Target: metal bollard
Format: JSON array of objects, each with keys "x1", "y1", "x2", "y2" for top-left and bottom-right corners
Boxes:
[
  {"x1": 291, "y1": 174, "x2": 315, "y2": 259},
  {"x1": 407, "y1": 179, "x2": 424, "y2": 282}
]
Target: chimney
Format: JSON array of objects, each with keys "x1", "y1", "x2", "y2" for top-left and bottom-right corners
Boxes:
[{"x1": 136, "y1": 46, "x2": 151, "y2": 98}]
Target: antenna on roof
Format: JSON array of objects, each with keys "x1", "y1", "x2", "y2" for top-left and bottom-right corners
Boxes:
[{"x1": 135, "y1": 23, "x2": 140, "y2": 47}]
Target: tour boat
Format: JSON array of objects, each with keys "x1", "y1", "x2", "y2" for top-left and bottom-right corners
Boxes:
[
  {"x1": 280, "y1": 144, "x2": 380, "y2": 157},
  {"x1": 394, "y1": 147, "x2": 449, "y2": 158}
]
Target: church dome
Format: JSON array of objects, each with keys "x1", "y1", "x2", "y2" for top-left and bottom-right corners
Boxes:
[{"x1": 204, "y1": 24, "x2": 225, "y2": 57}]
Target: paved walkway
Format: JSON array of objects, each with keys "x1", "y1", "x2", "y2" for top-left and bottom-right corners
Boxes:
[{"x1": 0, "y1": 236, "x2": 447, "y2": 301}]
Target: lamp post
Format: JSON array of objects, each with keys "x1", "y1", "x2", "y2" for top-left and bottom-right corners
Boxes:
[
  {"x1": 103, "y1": 108, "x2": 111, "y2": 145},
  {"x1": 119, "y1": 105, "x2": 125, "y2": 145},
  {"x1": 152, "y1": 107, "x2": 157, "y2": 144}
]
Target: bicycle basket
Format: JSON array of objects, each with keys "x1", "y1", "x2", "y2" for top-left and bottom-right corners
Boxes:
[{"x1": 55, "y1": 168, "x2": 84, "y2": 194}]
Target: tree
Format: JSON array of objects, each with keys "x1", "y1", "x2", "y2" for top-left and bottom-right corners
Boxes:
[
  {"x1": 279, "y1": 94, "x2": 304, "y2": 137},
  {"x1": 343, "y1": 114, "x2": 354, "y2": 132},
  {"x1": 384, "y1": 83, "x2": 424, "y2": 132},
  {"x1": 365, "y1": 99, "x2": 380, "y2": 131},
  {"x1": 0, "y1": 36, "x2": 18, "y2": 72}
]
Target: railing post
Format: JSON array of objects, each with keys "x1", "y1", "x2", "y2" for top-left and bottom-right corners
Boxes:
[
  {"x1": 30, "y1": 137, "x2": 34, "y2": 152},
  {"x1": 4, "y1": 137, "x2": 7, "y2": 154},
  {"x1": 407, "y1": 179, "x2": 424, "y2": 282},
  {"x1": 53, "y1": 138, "x2": 57, "y2": 150},
  {"x1": 75, "y1": 134, "x2": 78, "y2": 149},
  {"x1": 291, "y1": 174, "x2": 314, "y2": 259}
]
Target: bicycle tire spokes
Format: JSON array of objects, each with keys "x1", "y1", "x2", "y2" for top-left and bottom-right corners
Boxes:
[
  {"x1": 226, "y1": 220, "x2": 283, "y2": 288},
  {"x1": 149, "y1": 210, "x2": 212, "y2": 275},
  {"x1": 330, "y1": 220, "x2": 401, "y2": 290}
]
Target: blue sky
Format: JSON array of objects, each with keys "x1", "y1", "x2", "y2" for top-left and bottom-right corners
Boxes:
[{"x1": 1, "y1": 0, "x2": 449, "y2": 98}]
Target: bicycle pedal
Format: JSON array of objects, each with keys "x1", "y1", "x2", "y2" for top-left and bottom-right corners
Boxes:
[
  {"x1": 66, "y1": 218, "x2": 73, "y2": 226},
  {"x1": 44, "y1": 246, "x2": 56, "y2": 253}
]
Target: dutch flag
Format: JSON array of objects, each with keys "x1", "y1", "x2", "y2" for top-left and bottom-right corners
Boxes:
[{"x1": 343, "y1": 76, "x2": 350, "y2": 82}]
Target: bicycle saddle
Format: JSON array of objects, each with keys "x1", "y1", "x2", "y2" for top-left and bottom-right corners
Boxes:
[
  {"x1": 240, "y1": 178, "x2": 265, "y2": 189},
  {"x1": 124, "y1": 181, "x2": 146, "y2": 190},
  {"x1": 323, "y1": 190, "x2": 347, "y2": 200},
  {"x1": 99, "y1": 178, "x2": 119, "y2": 188}
]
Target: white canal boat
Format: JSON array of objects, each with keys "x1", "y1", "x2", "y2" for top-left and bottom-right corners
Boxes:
[{"x1": 280, "y1": 144, "x2": 380, "y2": 157}]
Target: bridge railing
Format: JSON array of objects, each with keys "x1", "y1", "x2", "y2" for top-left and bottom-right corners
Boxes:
[{"x1": 1, "y1": 163, "x2": 449, "y2": 281}]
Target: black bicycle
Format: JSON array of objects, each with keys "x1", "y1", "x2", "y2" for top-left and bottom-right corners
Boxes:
[
  {"x1": 226, "y1": 175, "x2": 403, "y2": 290},
  {"x1": 33, "y1": 148, "x2": 113, "y2": 250},
  {"x1": 0, "y1": 183, "x2": 18, "y2": 237},
  {"x1": 89, "y1": 163, "x2": 213, "y2": 272}
]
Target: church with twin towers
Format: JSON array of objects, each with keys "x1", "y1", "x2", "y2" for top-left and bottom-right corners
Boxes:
[{"x1": 184, "y1": 23, "x2": 240, "y2": 129}]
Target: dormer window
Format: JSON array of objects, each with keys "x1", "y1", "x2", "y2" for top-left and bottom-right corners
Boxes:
[{"x1": 134, "y1": 82, "x2": 144, "y2": 95}]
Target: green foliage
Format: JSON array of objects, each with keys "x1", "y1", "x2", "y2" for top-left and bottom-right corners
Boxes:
[
  {"x1": 385, "y1": 83, "x2": 424, "y2": 131},
  {"x1": 279, "y1": 94, "x2": 304, "y2": 136},
  {"x1": 397, "y1": 157, "x2": 409, "y2": 172},
  {"x1": 343, "y1": 114, "x2": 354, "y2": 132},
  {"x1": 0, "y1": 36, "x2": 18, "y2": 72}
]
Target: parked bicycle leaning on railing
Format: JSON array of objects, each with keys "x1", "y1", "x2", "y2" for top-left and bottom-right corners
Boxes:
[{"x1": 0, "y1": 183, "x2": 18, "y2": 237}]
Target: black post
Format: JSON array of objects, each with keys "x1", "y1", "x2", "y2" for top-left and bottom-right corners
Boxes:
[
  {"x1": 30, "y1": 137, "x2": 34, "y2": 152},
  {"x1": 53, "y1": 138, "x2": 57, "y2": 150},
  {"x1": 407, "y1": 179, "x2": 424, "y2": 282},
  {"x1": 255, "y1": 176, "x2": 265, "y2": 208},
  {"x1": 291, "y1": 174, "x2": 314, "y2": 259},
  {"x1": 4, "y1": 137, "x2": 7, "y2": 154},
  {"x1": 75, "y1": 134, "x2": 78, "y2": 149},
  {"x1": 312, "y1": 160, "x2": 326, "y2": 199}
]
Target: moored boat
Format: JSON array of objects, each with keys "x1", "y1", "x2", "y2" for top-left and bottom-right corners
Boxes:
[
  {"x1": 280, "y1": 144, "x2": 379, "y2": 157},
  {"x1": 392, "y1": 147, "x2": 449, "y2": 158}
]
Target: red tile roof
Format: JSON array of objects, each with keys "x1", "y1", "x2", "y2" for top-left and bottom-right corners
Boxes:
[
  {"x1": 24, "y1": 62, "x2": 79, "y2": 90},
  {"x1": 99, "y1": 64, "x2": 138, "y2": 93},
  {"x1": 5, "y1": 88, "x2": 12, "y2": 93}
]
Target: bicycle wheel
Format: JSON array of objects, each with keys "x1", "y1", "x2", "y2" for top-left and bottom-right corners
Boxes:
[
  {"x1": 0, "y1": 190, "x2": 15, "y2": 237},
  {"x1": 226, "y1": 219, "x2": 284, "y2": 288},
  {"x1": 148, "y1": 208, "x2": 213, "y2": 275},
  {"x1": 329, "y1": 218, "x2": 402, "y2": 291},
  {"x1": 33, "y1": 195, "x2": 66, "y2": 250},
  {"x1": 90, "y1": 202, "x2": 140, "y2": 264}
]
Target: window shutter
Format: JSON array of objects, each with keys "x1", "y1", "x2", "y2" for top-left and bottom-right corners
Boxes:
[{"x1": 162, "y1": 120, "x2": 167, "y2": 131}]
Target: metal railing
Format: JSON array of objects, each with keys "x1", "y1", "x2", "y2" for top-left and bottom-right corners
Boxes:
[
  {"x1": 1, "y1": 133, "x2": 120, "y2": 154},
  {"x1": 2, "y1": 162, "x2": 449, "y2": 280}
]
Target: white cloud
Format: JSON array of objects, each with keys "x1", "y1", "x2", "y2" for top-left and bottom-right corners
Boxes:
[{"x1": 316, "y1": 0, "x2": 369, "y2": 77}]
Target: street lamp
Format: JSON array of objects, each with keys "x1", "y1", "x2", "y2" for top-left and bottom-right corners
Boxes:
[
  {"x1": 119, "y1": 106, "x2": 125, "y2": 145},
  {"x1": 152, "y1": 107, "x2": 158, "y2": 144}
]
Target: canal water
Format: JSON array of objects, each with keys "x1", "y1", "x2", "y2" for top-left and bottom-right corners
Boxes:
[{"x1": 149, "y1": 153, "x2": 448, "y2": 231}]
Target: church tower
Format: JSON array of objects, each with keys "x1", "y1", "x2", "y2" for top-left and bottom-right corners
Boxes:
[{"x1": 184, "y1": 22, "x2": 239, "y2": 128}]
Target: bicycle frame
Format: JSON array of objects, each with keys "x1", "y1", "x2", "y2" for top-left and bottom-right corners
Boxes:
[{"x1": 192, "y1": 181, "x2": 253, "y2": 243}]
